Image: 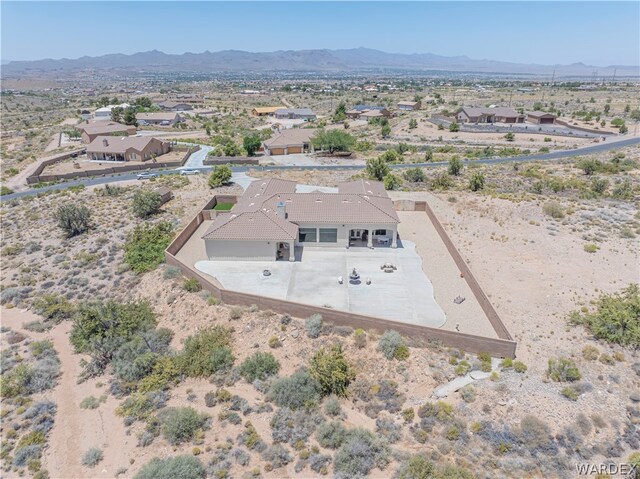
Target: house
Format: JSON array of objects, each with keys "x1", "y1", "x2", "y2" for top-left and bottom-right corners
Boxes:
[
  {"x1": 93, "y1": 103, "x2": 131, "y2": 120},
  {"x1": 273, "y1": 108, "x2": 317, "y2": 121},
  {"x1": 397, "y1": 101, "x2": 421, "y2": 111},
  {"x1": 455, "y1": 107, "x2": 525, "y2": 124},
  {"x1": 526, "y1": 111, "x2": 557, "y2": 124},
  {"x1": 157, "y1": 100, "x2": 193, "y2": 111},
  {"x1": 86, "y1": 136, "x2": 170, "y2": 162},
  {"x1": 201, "y1": 178, "x2": 400, "y2": 261},
  {"x1": 75, "y1": 121, "x2": 137, "y2": 144},
  {"x1": 251, "y1": 106, "x2": 287, "y2": 116},
  {"x1": 263, "y1": 128, "x2": 316, "y2": 156},
  {"x1": 346, "y1": 105, "x2": 391, "y2": 120},
  {"x1": 136, "y1": 112, "x2": 183, "y2": 126}
]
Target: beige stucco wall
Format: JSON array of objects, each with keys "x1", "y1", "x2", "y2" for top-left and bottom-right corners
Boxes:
[
  {"x1": 295, "y1": 222, "x2": 397, "y2": 248},
  {"x1": 205, "y1": 240, "x2": 277, "y2": 261}
]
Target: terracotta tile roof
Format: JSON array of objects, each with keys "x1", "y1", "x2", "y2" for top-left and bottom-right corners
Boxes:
[
  {"x1": 136, "y1": 112, "x2": 181, "y2": 121},
  {"x1": 252, "y1": 106, "x2": 286, "y2": 114},
  {"x1": 526, "y1": 111, "x2": 556, "y2": 118},
  {"x1": 460, "y1": 107, "x2": 524, "y2": 118},
  {"x1": 263, "y1": 129, "x2": 316, "y2": 149},
  {"x1": 76, "y1": 122, "x2": 134, "y2": 135},
  {"x1": 201, "y1": 210, "x2": 298, "y2": 241},
  {"x1": 338, "y1": 179, "x2": 388, "y2": 197},
  {"x1": 86, "y1": 135, "x2": 161, "y2": 154}
]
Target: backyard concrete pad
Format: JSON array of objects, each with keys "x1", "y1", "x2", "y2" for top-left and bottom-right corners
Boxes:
[{"x1": 195, "y1": 240, "x2": 447, "y2": 328}]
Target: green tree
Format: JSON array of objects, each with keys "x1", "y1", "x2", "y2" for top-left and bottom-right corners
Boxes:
[
  {"x1": 603, "y1": 104, "x2": 611, "y2": 114},
  {"x1": 533, "y1": 102, "x2": 543, "y2": 111},
  {"x1": 366, "y1": 157, "x2": 390, "y2": 181},
  {"x1": 624, "y1": 104, "x2": 631, "y2": 114},
  {"x1": 468, "y1": 171, "x2": 485, "y2": 191},
  {"x1": 131, "y1": 190, "x2": 162, "y2": 219},
  {"x1": 381, "y1": 124, "x2": 392, "y2": 138},
  {"x1": 424, "y1": 148, "x2": 433, "y2": 162},
  {"x1": 383, "y1": 173, "x2": 402, "y2": 190},
  {"x1": 380, "y1": 149, "x2": 399, "y2": 163},
  {"x1": 55, "y1": 204, "x2": 91, "y2": 237},
  {"x1": 123, "y1": 107, "x2": 138, "y2": 126},
  {"x1": 243, "y1": 134, "x2": 262, "y2": 156},
  {"x1": 504, "y1": 132, "x2": 515, "y2": 142},
  {"x1": 630, "y1": 109, "x2": 640, "y2": 121},
  {"x1": 134, "y1": 97, "x2": 153, "y2": 109},
  {"x1": 310, "y1": 129, "x2": 355, "y2": 153},
  {"x1": 619, "y1": 124, "x2": 628, "y2": 134},
  {"x1": 308, "y1": 345, "x2": 355, "y2": 397},
  {"x1": 208, "y1": 165, "x2": 232, "y2": 188},
  {"x1": 110, "y1": 106, "x2": 123, "y2": 123},
  {"x1": 403, "y1": 167, "x2": 426, "y2": 183},
  {"x1": 408, "y1": 119, "x2": 418, "y2": 129},
  {"x1": 223, "y1": 142, "x2": 241, "y2": 157},
  {"x1": 448, "y1": 156, "x2": 462, "y2": 176},
  {"x1": 449, "y1": 121, "x2": 459, "y2": 132},
  {"x1": 333, "y1": 102, "x2": 347, "y2": 122}
]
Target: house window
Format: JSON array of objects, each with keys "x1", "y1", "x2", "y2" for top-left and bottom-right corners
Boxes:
[
  {"x1": 319, "y1": 228, "x2": 338, "y2": 243},
  {"x1": 130, "y1": 153, "x2": 137, "y2": 160},
  {"x1": 299, "y1": 228, "x2": 317, "y2": 243},
  {"x1": 374, "y1": 229, "x2": 387, "y2": 236}
]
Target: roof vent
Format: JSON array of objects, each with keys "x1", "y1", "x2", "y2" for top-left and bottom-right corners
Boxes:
[
  {"x1": 275, "y1": 201, "x2": 286, "y2": 219},
  {"x1": 102, "y1": 139, "x2": 109, "y2": 147}
]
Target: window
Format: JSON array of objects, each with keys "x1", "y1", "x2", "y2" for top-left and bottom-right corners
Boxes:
[
  {"x1": 374, "y1": 229, "x2": 387, "y2": 236},
  {"x1": 299, "y1": 228, "x2": 317, "y2": 243},
  {"x1": 319, "y1": 228, "x2": 338, "y2": 243}
]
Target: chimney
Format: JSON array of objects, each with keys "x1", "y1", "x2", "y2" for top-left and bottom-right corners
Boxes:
[
  {"x1": 103, "y1": 139, "x2": 109, "y2": 147},
  {"x1": 275, "y1": 201, "x2": 286, "y2": 219}
]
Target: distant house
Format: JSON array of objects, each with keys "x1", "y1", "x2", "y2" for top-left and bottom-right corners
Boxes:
[
  {"x1": 346, "y1": 105, "x2": 391, "y2": 120},
  {"x1": 263, "y1": 128, "x2": 316, "y2": 156},
  {"x1": 86, "y1": 136, "x2": 170, "y2": 162},
  {"x1": 526, "y1": 111, "x2": 556, "y2": 124},
  {"x1": 93, "y1": 103, "x2": 131, "y2": 120},
  {"x1": 136, "y1": 112, "x2": 183, "y2": 126},
  {"x1": 157, "y1": 100, "x2": 193, "y2": 111},
  {"x1": 455, "y1": 107, "x2": 525, "y2": 124},
  {"x1": 75, "y1": 121, "x2": 137, "y2": 144},
  {"x1": 252, "y1": 106, "x2": 287, "y2": 116},
  {"x1": 273, "y1": 108, "x2": 317, "y2": 121},
  {"x1": 397, "y1": 101, "x2": 421, "y2": 111}
]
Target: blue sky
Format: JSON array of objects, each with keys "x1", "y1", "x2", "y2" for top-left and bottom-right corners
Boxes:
[{"x1": 2, "y1": 1, "x2": 638, "y2": 65}]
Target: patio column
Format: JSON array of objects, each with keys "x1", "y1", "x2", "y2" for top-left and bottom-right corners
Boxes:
[
  {"x1": 367, "y1": 229, "x2": 373, "y2": 248},
  {"x1": 288, "y1": 242, "x2": 295, "y2": 261},
  {"x1": 391, "y1": 226, "x2": 398, "y2": 248}
]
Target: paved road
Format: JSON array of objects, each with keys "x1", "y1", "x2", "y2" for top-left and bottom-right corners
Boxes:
[{"x1": 2, "y1": 136, "x2": 638, "y2": 202}]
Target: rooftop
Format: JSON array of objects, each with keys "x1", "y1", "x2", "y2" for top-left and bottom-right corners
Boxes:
[
  {"x1": 263, "y1": 128, "x2": 316, "y2": 149},
  {"x1": 86, "y1": 135, "x2": 161, "y2": 153}
]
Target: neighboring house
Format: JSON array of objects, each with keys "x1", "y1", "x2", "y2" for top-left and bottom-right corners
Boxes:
[
  {"x1": 263, "y1": 128, "x2": 316, "y2": 156},
  {"x1": 201, "y1": 178, "x2": 400, "y2": 261},
  {"x1": 455, "y1": 107, "x2": 525, "y2": 124},
  {"x1": 157, "y1": 100, "x2": 193, "y2": 111},
  {"x1": 136, "y1": 112, "x2": 183, "y2": 126},
  {"x1": 93, "y1": 103, "x2": 131, "y2": 120},
  {"x1": 273, "y1": 108, "x2": 317, "y2": 121},
  {"x1": 252, "y1": 106, "x2": 287, "y2": 116},
  {"x1": 80, "y1": 109, "x2": 92, "y2": 120},
  {"x1": 526, "y1": 111, "x2": 557, "y2": 124},
  {"x1": 397, "y1": 101, "x2": 421, "y2": 111},
  {"x1": 75, "y1": 121, "x2": 137, "y2": 144},
  {"x1": 346, "y1": 105, "x2": 391, "y2": 120},
  {"x1": 86, "y1": 136, "x2": 170, "y2": 162}
]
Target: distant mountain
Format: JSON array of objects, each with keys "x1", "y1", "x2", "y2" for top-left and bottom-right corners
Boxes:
[{"x1": 3, "y1": 47, "x2": 638, "y2": 78}]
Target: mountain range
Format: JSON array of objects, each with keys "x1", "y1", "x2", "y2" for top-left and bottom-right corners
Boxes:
[{"x1": 2, "y1": 48, "x2": 638, "y2": 78}]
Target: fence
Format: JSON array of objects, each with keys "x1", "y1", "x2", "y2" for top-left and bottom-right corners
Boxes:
[
  {"x1": 204, "y1": 157, "x2": 260, "y2": 166},
  {"x1": 26, "y1": 145, "x2": 200, "y2": 185},
  {"x1": 555, "y1": 119, "x2": 615, "y2": 136},
  {"x1": 164, "y1": 196, "x2": 517, "y2": 358}
]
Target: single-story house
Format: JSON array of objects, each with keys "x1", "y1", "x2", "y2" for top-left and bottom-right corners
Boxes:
[
  {"x1": 201, "y1": 178, "x2": 400, "y2": 261},
  {"x1": 455, "y1": 107, "x2": 525, "y2": 124},
  {"x1": 273, "y1": 108, "x2": 317, "y2": 121},
  {"x1": 526, "y1": 111, "x2": 557, "y2": 124},
  {"x1": 136, "y1": 112, "x2": 183, "y2": 126},
  {"x1": 263, "y1": 128, "x2": 316, "y2": 156},
  {"x1": 346, "y1": 105, "x2": 391, "y2": 120},
  {"x1": 75, "y1": 121, "x2": 137, "y2": 144},
  {"x1": 93, "y1": 103, "x2": 130, "y2": 120},
  {"x1": 252, "y1": 106, "x2": 287, "y2": 116},
  {"x1": 157, "y1": 100, "x2": 193, "y2": 111},
  {"x1": 397, "y1": 101, "x2": 421, "y2": 111},
  {"x1": 86, "y1": 136, "x2": 170, "y2": 162}
]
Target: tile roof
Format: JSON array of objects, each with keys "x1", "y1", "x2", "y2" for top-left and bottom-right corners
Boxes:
[
  {"x1": 263, "y1": 129, "x2": 316, "y2": 149},
  {"x1": 526, "y1": 111, "x2": 556, "y2": 118},
  {"x1": 252, "y1": 106, "x2": 286, "y2": 114},
  {"x1": 274, "y1": 108, "x2": 316, "y2": 116},
  {"x1": 86, "y1": 135, "x2": 160, "y2": 154},
  {"x1": 338, "y1": 179, "x2": 388, "y2": 197},
  {"x1": 460, "y1": 107, "x2": 523, "y2": 118},
  {"x1": 77, "y1": 122, "x2": 134, "y2": 135},
  {"x1": 136, "y1": 112, "x2": 181, "y2": 121},
  {"x1": 352, "y1": 105, "x2": 386, "y2": 111},
  {"x1": 202, "y1": 210, "x2": 298, "y2": 241}
]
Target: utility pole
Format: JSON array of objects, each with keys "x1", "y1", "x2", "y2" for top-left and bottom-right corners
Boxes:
[
  {"x1": 508, "y1": 90, "x2": 513, "y2": 107},
  {"x1": 612, "y1": 68, "x2": 617, "y2": 85}
]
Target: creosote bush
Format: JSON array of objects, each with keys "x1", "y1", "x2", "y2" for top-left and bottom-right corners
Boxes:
[
  {"x1": 158, "y1": 407, "x2": 209, "y2": 445},
  {"x1": 305, "y1": 314, "x2": 323, "y2": 338},
  {"x1": 547, "y1": 357, "x2": 581, "y2": 382},
  {"x1": 308, "y1": 345, "x2": 355, "y2": 397},
  {"x1": 133, "y1": 455, "x2": 204, "y2": 479},
  {"x1": 239, "y1": 351, "x2": 280, "y2": 383},
  {"x1": 177, "y1": 326, "x2": 234, "y2": 378},
  {"x1": 131, "y1": 190, "x2": 163, "y2": 219},
  {"x1": 378, "y1": 330, "x2": 409, "y2": 360},
  {"x1": 55, "y1": 203, "x2": 91, "y2": 237},
  {"x1": 81, "y1": 448, "x2": 103, "y2": 468},
  {"x1": 124, "y1": 221, "x2": 173, "y2": 274},
  {"x1": 333, "y1": 427, "x2": 390, "y2": 477},
  {"x1": 268, "y1": 369, "x2": 321, "y2": 410}
]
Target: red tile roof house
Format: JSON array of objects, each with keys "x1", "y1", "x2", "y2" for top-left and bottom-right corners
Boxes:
[
  {"x1": 455, "y1": 107, "x2": 525, "y2": 124},
  {"x1": 202, "y1": 178, "x2": 400, "y2": 261},
  {"x1": 136, "y1": 112, "x2": 183, "y2": 126},
  {"x1": 75, "y1": 121, "x2": 137, "y2": 144},
  {"x1": 86, "y1": 136, "x2": 170, "y2": 162},
  {"x1": 263, "y1": 129, "x2": 316, "y2": 156}
]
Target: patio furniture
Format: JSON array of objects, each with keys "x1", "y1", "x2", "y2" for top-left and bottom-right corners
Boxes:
[
  {"x1": 378, "y1": 236, "x2": 390, "y2": 245},
  {"x1": 263, "y1": 269, "x2": 271, "y2": 277},
  {"x1": 338, "y1": 276, "x2": 343, "y2": 284}
]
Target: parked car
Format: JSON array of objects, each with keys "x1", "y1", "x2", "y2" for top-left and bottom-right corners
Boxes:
[
  {"x1": 137, "y1": 172, "x2": 158, "y2": 180},
  {"x1": 180, "y1": 169, "x2": 200, "y2": 176}
]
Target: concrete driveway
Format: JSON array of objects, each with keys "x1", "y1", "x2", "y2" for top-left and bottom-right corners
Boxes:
[
  {"x1": 195, "y1": 240, "x2": 447, "y2": 328},
  {"x1": 181, "y1": 144, "x2": 213, "y2": 168}
]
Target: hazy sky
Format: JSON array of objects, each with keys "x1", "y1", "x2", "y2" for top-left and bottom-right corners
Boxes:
[{"x1": 2, "y1": 1, "x2": 639, "y2": 65}]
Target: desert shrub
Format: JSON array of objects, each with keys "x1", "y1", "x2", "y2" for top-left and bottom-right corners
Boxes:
[
  {"x1": 583, "y1": 243, "x2": 598, "y2": 254},
  {"x1": 230, "y1": 448, "x2": 250, "y2": 466},
  {"x1": 309, "y1": 453, "x2": 332, "y2": 473},
  {"x1": 261, "y1": 444, "x2": 292, "y2": 468},
  {"x1": 378, "y1": 330, "x2": 409, "y2": 360},
  {"x1": 518, "y1": 415, "x2": 556, "y2": 455},
  {"x1": 177, "y1": 326, "x2": 234, "y2": 377},
  {"x1": 460, "y1": 384, "x2": 476, "y2": 403},
  {"x1": 239, "y1": 351, "x2": 280, "y2": 382},
  {"x1": 353, "y1": 328, "x2": 367, "y2": 348},
  {"x1": 208, "y1": 165, "x2": 232, "y2": 188},
  {"x1": 547, "y1": 358, "x2": 581, "y2": 382},
  {"x1": 123, "y1": 221, "x2": 173, "y2": 274},
  {"x1": 591, "y1": 177, "x2": 609, "y2": 195},
  {"x1": 182, "y1": 278, "x2": 202, "y2": 293},
  {"x1": 366, "y1": 157, "x2": 390, "y2": 181},
  {"x1": 402, "y1": 408, "x2": 415, "y2": 423},
  {"x1": 271, "y1": 407, "x2": 322, "y2": 446},
  {"x1": 137, "y1": 355, "x2": 180, "y2": 393},
  {"x1": 561, "y1": 386, "x2": 579, "y2": 401},
  {"x1": 131, "y1": 190, "x2": 162, "y2": 219},
  {"x1": 333, "y1": 428, "x2": 390, "y2": 477},
  {"x1": 268, "y1": 369, "x2": 321, "y2": 410},
  {"x1": 81, "y1": 448, "x2": 103, "y2": 468},
  {"x1": 383, "y1": 173, "x2": 402, "y2": 190},
  {"x1": 569, "y1": 284, "x2": 639, "y2": 347},
  {"x1": 308, "y1": 345, "x2": 355, "y2": 397},
  {"x1": 117, "y1": 390, "x2": 169, "y2": 420},
  {"x1": 417, "y1": 401, "x2": 453, "y2": 422},
  {"x1": 32, "y1": 294, "x2": 74, "y2": 324},
  {"x1": 80, "y1": 395, "x2": 104, "y2": 410},
  {"x1": 316, "y1": 420, "x2": 348, "y2": 449},
  {"x1": 403, "y1": 167, "x2": 426, "y2": 183},
  {"x1": 133, "y1": 455, "x2": 204, "y2": 479},
  {"x1": 468, "y1": 172, "x2": 485, "y2": 191},
  {"x1": 448, "y1": 156, "x2": 462, "y2": 176},
  {"x1": 543, "y1": 201, "x2": 564, "y2": 219},
  {"x1": 111, "y1": 328, "x2": 173, "y2": 382},
  {"x1": 163, "y1": 266, "x2": 181, "y2": 279},
  {"x1": 13, "y1": 445, "x2": 42, "y2": 467},
  {"x1": 375, "y1": 416, "x2": 402, "y2": 443},
  {"x1": 305, "y1": 314, "x2": 323, "y2": 338},
  {"x1": 324, "y1": 396, "x2": 342, "y2": 416},
  {"x1": 582, "y1": 345, "x2": 600, "y2": 360},
  {"x1": 55, "y1": 203, "x2": 90, "y2": 237},
  {"x1": 394, "y1": 453, "x2": 435, "y2": 479},
  {"x1": 237, "y1": 421, "x2": 265, "y2": 451},
  {"x1": 158, "y1": 407, "x2": 209, "y2": 445},
  {"x1": 513, "y1": 360, "x2": 527, "y2": 373},
  {"x1": 431, "y1": 172, "x2": 452, "y2": 190},
  {"x1": 268, "y1": 336, "x2": 281, "y2": 348},
  {"x1": 578, "y1": 159, "x2": 600, "y2": 175}
]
